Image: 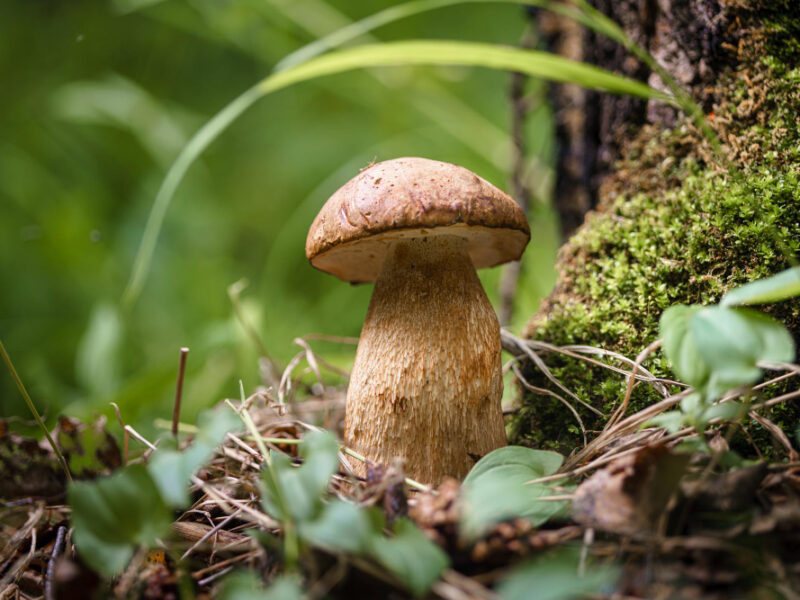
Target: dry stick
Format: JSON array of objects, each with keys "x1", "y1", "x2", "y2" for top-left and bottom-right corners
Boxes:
[
  {"x1": 504, "y1": 332, "x2": 604, "y2": 417},
  {"x1": 563, "y1": 390, "x2": 691, "y2": 470},
  {"x1": 197, "y1": 566, "x2": 235, "y2": 587},
  {"x1": 192, "y1": 550, "x2": 261, "y2": 580},
  {"x1": 0, "y1": 341, "x2": 72, "y2": 483},
  {"x1": 606, "y1": 339, "x2": 663, "y2": 429},
  {"x1": 180, "y1": 510, "x2": 243, "y2": 561},
  {"x1": 278, "y1": 351, "x2": 306, "y2": 409},
  {"x1": 190, "y1": 476, "x2": 278, "y2": 529},
  {"x1": 548, "y1": 370, "x2": 800, "y2": 483},
  {"x1": 172, "y1": 347, "x2": 190, "y2": 438},
  {"x1": 44, "y1": 525, "x2": 66, "y2": 600},
  {"x1": 303, "y1": 333, "x2": 359, "y2": 345},
  {"x1": 110, "y1": 402, "x2": 130, "y2": 466},
  {"x1": 124, "y1": 425, "x2": 157, "y2": 451},
  {"x1": 0, "y1": 527, "x2": 37, "y2": 589},
  {"x1": 561, "y1": 344, "x2": 678, "y2": 391},
  {"x1": 0, "y1": 505, "x2": 44, "y2": 566},
  {"x1": 503, "y1": 333, "x2": 679, "y2": 399},
  {"x1": 531, "y1": 340, "x2": 674, "y2": 393},
  {"x1": 512, "y1": 361, "x2": 588, "y2": 446},
  {"x1": 433, "y1": 569, "x2": 500, "y2": 600}
]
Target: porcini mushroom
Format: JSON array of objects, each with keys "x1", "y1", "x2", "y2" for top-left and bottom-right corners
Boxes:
[{"x1": 306, "y1": 157, "x2": 530, "y2": 484}]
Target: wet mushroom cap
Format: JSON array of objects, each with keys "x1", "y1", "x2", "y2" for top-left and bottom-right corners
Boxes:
[{"x1": 305, "y1": 157, "x2": 531, "y2": 283}]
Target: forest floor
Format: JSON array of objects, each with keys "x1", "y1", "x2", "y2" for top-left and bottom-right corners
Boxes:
[{"x1": 1, "y1": 331, "x2": 800, "y2": 600}]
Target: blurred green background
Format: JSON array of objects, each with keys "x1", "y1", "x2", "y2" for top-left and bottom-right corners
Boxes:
[{"x1": 0, "y1": 0, "x2": 560, "y2": 435}]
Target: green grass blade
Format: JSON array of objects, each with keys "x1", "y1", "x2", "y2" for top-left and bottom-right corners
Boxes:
[
  {"x1": 122, "y1": 85, "x2": 263, "y2": 308},
  {"x1": 123, "y1": 39, "x2": 671, "y2": 307},
  {"x1": 0, "y1": 340, "x2": 73, "y2": 483},
  {"x1": 261, "y1": 40, "x2": 671, "y2": 100}
]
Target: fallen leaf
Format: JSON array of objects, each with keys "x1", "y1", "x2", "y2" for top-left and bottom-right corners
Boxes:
[{"x1": 572, "y1": 444, "x2": 689, "y2": 535}]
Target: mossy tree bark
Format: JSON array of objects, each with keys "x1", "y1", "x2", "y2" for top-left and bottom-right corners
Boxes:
[{"x1": 513, "y1": 0, "x2": 800, "y2": 453}]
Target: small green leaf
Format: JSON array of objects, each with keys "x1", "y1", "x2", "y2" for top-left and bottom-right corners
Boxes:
[
  {"x1": 299, "y1": 500, "x2": 373, "y2": 554},
  {"x1": 497, "y1": 548, "x2": 618, "y2": 600},
  {"x1": 660, "y1": 305, "x2": 710, "y2": 389},
  {"x1": 69, "y1": 464, "x2": 172, "y2": 576},
  {"x1": 691, "y1": 306, "x2": 795, "y2": 391},
  {"x1": 218, "y1": 572, "x2": 303, "y2": 600},
  {"x1": 463, "y1": 446, "x2": 563, "y2": 486},
  {"x1": 260, "y1": 430, "x2": 340, "y2": 523},
  {"x1": 701, "y1": 401, "x2": 744, "y2": 423},
  {"x1": 148, "y1": 405, "x2": 240, "y2": 508},
  {"x1": 648, "y1": 410, "x2": 688, "y2": 434},
  {"x1": 460, "y1": 447, "x2": 567, "y2": 540},
  {"x1": 721, "y1": 266, "x2": 800, "y2": 307},
  {"x1": 368, "y1": 518, "x2": 449, "y2": 597},
  {"x1": 75, "y1": 302, "x2": 122, "y2": 398}
]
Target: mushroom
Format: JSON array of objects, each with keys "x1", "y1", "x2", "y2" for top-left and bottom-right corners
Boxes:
[{"x1": 306, "y1": 157, "x2": 530, "y2": 484}]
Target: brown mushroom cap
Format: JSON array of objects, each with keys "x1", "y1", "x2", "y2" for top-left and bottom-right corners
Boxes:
[{"x1": 305, "y1": 157, "x2": 530, "y2": 283}]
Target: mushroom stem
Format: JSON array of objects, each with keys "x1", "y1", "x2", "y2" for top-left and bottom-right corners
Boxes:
[{"x1": 344, "y1": 234, "x2": 507, "y2": 484}]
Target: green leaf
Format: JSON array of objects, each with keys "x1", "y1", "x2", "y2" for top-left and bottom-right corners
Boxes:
[
  {"x1": 75, "y1": 302, "x2": 122, "y2": 398},
  {"x1": 497, "y1": 548, "x2": 618, "y2": 600},
  {"x1": 660, "y1": 305, "x2": 710, "y2": 389},
  {"x1": 691, "y1": 306, "x2": 795, "y2": 392},
  {"x1": 701, "y1": 401, "x2": 745, "y2": 423},
  {"x1": 217, "y1": 572, "x2": 303, "y2": 600},
  {"x1": 648, "y1": 410, "x2": 688, "y2": 434},
  {"x1": 148, "y1": 405, "x2": 240, "y2": 508},
  {"x1": 368, "y1": 518, "x2": 449, "y2": 597},
  {"x1": 68, "y1": 464, "x2": 172, "y2": 576},
  {"x1": 299, "y1": 500, "x2": 373, "y2": 555},
  {"x1": 260, "y1": 430, "x2": 340, "y2": 523},
  {"x1": 463, "y1": 446, "x2": 563, "y2": 486},
  {"x1": 460, "y1": 447, "x2": 567, "y2": 540},
  {"x1": 297, "y1": 500, "x2": 448, "y2": 595},
  {"x1": 721, "y1": 266, "x2": 800, "y2": 307}
]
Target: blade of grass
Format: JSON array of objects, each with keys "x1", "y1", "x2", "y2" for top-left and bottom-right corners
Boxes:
[
  {"x1": 260, "y1": 41, "x2": 670, "y2": 99},
  {"x1": 122, "y1": 85, "x2": 263, "y2": 308},
  {"x1": 0, "y1": 340, "x2": 72, "y2": 483},
  {"x1": 123, "y1": 39, "x2": 670, "y2": 306}
]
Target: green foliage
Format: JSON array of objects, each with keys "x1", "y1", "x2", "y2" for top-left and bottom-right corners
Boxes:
[
  {"x1": 661, "y1": 305, "x2": 794, "y2": 397},
  {"x1": 460, "y1": 446, "x2": 568, "y2": 540},
  {"x1": 68, "y1": 405, "x2": 238, "y2": 575},
  {"x1": 148, "y1": 405, "x2": 241, "y2": 508},
  {"x1": 259, "y1": 430, "x2": 448, "y2": 597},
  {"x1": 218, "y1": 572, "x2": 304, "y2": 600},
  {"x1": 75, "y1": 303, "x2": 122, "y2": 399},
  {"x1": 497, "y1": 547, "x2": 618, "y2": 600},
  {"x1": 371, "y1": 518, "x2": 450, "y2": 596},
  {"x1": 721, "y1": 266, "x2": 800, "y2": 307},
  {"x1": 653, "y1": 271, "x2": 797, "y2": 434},
  {"x1": 69, "y1": 464, "x2": 172, "y2": 576},
  {"x1": 260, "y1": 430, "x2": 341, "y2": 523}
]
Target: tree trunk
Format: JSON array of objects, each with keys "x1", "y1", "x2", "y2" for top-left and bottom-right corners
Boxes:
[{"x1": 542, "y1": 0, "x2": 740, "y2": 239}]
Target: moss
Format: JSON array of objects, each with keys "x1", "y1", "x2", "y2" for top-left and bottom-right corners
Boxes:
[{"x1": 510, "y1": 4, "x2": 800, "y2": 454}]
